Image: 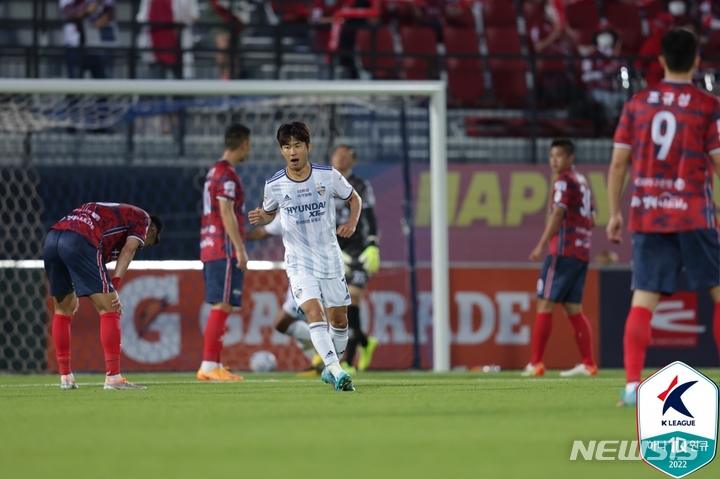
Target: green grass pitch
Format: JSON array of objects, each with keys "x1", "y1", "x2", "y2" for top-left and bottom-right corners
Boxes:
[{"x1": 1, "y1": 369, "x2": 718, "y2": 479}]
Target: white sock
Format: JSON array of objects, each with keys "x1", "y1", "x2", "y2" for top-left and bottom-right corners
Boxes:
[
  {"x1": 286, "y1": 320, "x2": 311, "y2": 341},
  {"x1": 309, "y1": 322, "x2": 338, "y2": 366},
  {"x1": 296, "y1": 339, "x2": 317, "y2": 362},
  {"x1": 327, "y1": 360, "x2": 345, "y2": 379},
  {"x1": 106, "y1": 374, "x2": 121, "y2": 382},
  {"x1": 626, "y1": 382, "x2": 639, "y2": 395},
  {"x1": 329, "y1": 325, "x2": 348, "y2": 359},
  {"x1": 201, "y1": 361, "x2": 218, "y2": 372}
]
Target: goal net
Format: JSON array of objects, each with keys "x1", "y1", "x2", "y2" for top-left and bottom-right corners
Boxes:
[{"x1": 0, "y1": 79, "x2": 449, "y2": 374}]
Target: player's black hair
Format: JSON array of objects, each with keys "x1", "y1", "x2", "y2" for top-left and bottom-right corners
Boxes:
[
  {"x1": 335, "y1": 144, "x2": 356, "y2": 160},
  {"x1": 550, "y1": 138, "x2": 575, "y2": 157},
  {"x1": 150, "y1": 214, "x2": 163, "y2": 244},
  {"x1": 225, "y1": 123, "x2": 251, "y2": 151},
  {"x1": 661, "y1": 28, "x2": 698, "y2": 73},
  {"x1": 276, "y1": 122, "x2": 311, "y2": 147}
]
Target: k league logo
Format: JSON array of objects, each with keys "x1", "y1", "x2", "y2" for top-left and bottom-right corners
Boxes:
[{"x1": 637, "y1": 361, "x2": 719, "y2": 478}]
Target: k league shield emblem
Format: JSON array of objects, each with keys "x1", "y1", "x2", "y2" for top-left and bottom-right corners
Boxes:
[{"x1": 637, "y1": 361, "x2": 719, "y2": 478}]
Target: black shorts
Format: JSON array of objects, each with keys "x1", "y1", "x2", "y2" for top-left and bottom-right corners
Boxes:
[{"x1": 345, "y1": 256, "x2": 369, "y2": 289}]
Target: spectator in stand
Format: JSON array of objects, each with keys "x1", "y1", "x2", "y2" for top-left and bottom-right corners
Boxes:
[
  {"x1": 582, "y1": 26, "x2": 626, "y2": 123},
  {"x1": 528, "y1": 0, "x2": 574, "y2": 104},
  {"x1": 637, "y1": 12, "x2": 698, "y2": 88},
  {"x1": 310, "y1": 0, "x2": 370, "y2": 79},
  {"x1": 198, "y1": 1, "x2": 247, "y2": 80},
  {"x1": 137, "y1": 0, "x2": 199, "y2": 80},
  {"x1": 700, "y1": 0, "x2": 720, "y2": 31},
  {"x1": 60, "y1": 0, "x2": 119, "y2": 79},
  {"x1": 416, "y1": 0, "x2": 468, "y2": 42}
]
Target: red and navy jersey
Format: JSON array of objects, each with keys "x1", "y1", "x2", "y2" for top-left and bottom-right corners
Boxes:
[
  {"x1": 200, "y1": 159, "x2": 245, "y2": 262},
  {"x1": 51, "y1": 203, "x2": 150, "y2": 263},
  {"x1": 548, "y1": 168, "x2": 595, "y2": 262},
  {"x1": 614, "y1": 80, "x2": 720, "y2": 232}
]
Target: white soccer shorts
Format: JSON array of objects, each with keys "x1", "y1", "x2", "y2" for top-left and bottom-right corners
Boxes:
[{"x1": 288, "y1": 274, "x2": 351, "y2": 309}]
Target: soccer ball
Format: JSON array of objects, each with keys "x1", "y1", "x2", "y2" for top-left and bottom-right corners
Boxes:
[{"x1": 249, "y1": 351, "x2": 277, "y2": 372}]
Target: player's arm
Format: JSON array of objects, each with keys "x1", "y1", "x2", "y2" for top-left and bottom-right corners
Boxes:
[
  {"x1": 711, "y1": 152, "x2": 720, "y2": 182},
  {"x1": 529, "y1": 206, "x2": 565, "y2": 261},
  {"x1": 606, "y1": 147, "x2": 632, "y2": 243},
  {"x1": 248, "y1": 207, "x2": 276, "y2": 226},
  {"x1": 337, "y1": 190, "x2": 362, "y2": 238},
  {"x1": 112, "y1": 237, "x2": 142, "y2": 289},
  {"x1": 219, "y1": 199, "x2": 248, "y2": 270}
]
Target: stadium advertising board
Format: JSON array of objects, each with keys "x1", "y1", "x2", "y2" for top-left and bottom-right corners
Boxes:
[
  {"x1": 599, "y1": 270, "x2": 719, "y2": 368},
  {"x1": 368, "y1": 165, "x2": 720, "y2": 265},
  {"x1": 46, "y1": 267, "x2": 599, "y2": 372}
]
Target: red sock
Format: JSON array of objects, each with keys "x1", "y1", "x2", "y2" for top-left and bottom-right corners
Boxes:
[
  {"x1": 203, "y1": 309, "x2": 230, "y2": 363},
  {"x1": 568, "y1": 312, "x2": 595, "y2": 367},
  {"x1": 714, "y1": 303, "x2": 720, "y2": 364},
  {"x1": 531, "y1": 312, "x2": 553, "y2": 365},
  {"x1": 52, "y1": 314, "x2": 73, "y2": 375},
  {"x1": 623, "y1": 306, "x2": 653, "y2": 383},
  {"x1": 100, "y1": 312, "x2": 122, "y2": 376}
]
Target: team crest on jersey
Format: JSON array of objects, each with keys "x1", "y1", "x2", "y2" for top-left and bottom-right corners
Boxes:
[
  {"x1": 293, "y1": 287, "x2": 302, "y2": 299},
  {"x1": 316, "y1": 183, "x2": 326, "y2": 196}
]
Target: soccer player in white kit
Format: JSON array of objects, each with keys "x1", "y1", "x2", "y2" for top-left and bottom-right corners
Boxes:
[{"x1": 249, "y1": 122, "x2": 362, "y2": 392}]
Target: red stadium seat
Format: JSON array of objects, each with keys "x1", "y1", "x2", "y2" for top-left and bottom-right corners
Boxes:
[
  {"x1": 399, "y1": 26, "x2": 439, "y2": 80},
  {"x1": 605, "y1": 1, "x2": 644, "y2": 55},
  {"x1": 643, "y1": 0, "x2": 664, "y2": 20},
  {"x1": 565, "y1": 0, "x2": 600, "y2": 45},
  {"x1": 443, "y1": 27, "x2": 485, "y2": 106},
  {"x1": 447, "y1": 7, "x2": 476, "y2": 29},
  {"x1": 482, "y1": 0, "x2": 518, "y2": 28},
  {"x1": 484, "y1": 26, "x2": 528, "y2": 106},
  {"x1": 522, "y1": 0, "x2": 543, "y2": 25},
  {"x1": 356, "y1": 27, "x2": 398, "y2": 79}
]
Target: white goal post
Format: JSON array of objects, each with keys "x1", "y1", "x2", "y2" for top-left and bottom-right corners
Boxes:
[{"x1": 0, "y1": 78, "x2": 450, "y2": 373}]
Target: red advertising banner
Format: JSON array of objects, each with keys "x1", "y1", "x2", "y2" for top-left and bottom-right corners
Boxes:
[{"x1": 47, "y1": 267, "x2": 599, "y2": 372}]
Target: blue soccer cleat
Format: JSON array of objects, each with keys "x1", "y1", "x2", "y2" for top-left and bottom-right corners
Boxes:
[
  {"x1": 334, "y1": 371, "x2": 355, "y2": 392},
  {"x1": 617, "y1": 388, "x2": 636, "y2": 407},
  {"x1": 321, "y1": 368, "x2": 336, "y2": 387}
]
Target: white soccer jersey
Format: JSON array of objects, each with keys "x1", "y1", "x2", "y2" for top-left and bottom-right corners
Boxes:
[
  {"x1": 263, "y1": 163, "x2": 354, "y2": 278},
  {"x1": 263, "y1": 215, "x2": 283, "y2": 236}
]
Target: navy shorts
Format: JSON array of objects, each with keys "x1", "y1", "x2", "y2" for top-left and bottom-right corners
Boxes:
[
  {"x1": 43, "y1": 229, "x2": 113, "y2": 297},
  {"x1": 537, "y1": 255, "x2": 588, "y2": 304},
  {"x1": 203, "y1": 258, "x2": 244, "y2": 307},
  {"x1": 632, "y1": 230, "x2": 720, "y2": 295}
]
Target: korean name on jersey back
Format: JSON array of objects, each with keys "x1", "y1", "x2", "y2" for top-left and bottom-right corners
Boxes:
[
  {"x1": 51, "y1": 202, "x2": 150, "y2": 263},
  {"x1": 614, "y1": 81, "x2": 720, "y2": 232},
  {"x1": 548, "y1": 169, "x2": 594, "y2": 262},
  {"x1": 200, "y1": 159, "x2": 246, "y2": 262}
]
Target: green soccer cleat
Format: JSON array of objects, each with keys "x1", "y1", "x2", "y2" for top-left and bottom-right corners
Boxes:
[
  {"x1": 357, "y1": 336, "x2": 378, "y2": 372},
  {"x1": 321, "y1": 368, "x2": 336, "y2": 387},
  {"x1": 334, "y1": 371, "x2": 355, "y2": 392},
  {"x1": 341, "y1": 361, "x2": 357, "y2": 375}
]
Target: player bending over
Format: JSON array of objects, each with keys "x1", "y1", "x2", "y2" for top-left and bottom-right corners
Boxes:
[
  {"x1": 249, "y1": 122, "x2": 362, "y2": 392},
  {"x1": 608, "y1": 29, "x2": 720, "y2": 407},
  {"x1": 43, "y1": 202, "x2": 162, "y2": 390},
  {"x1": 197, "y1": 123, "x2": 251, "y2": 382},
  {"x1": 523, "y1": 138, "x2": 598, "y2": 378}
]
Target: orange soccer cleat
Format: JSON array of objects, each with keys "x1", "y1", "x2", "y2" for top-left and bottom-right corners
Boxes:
[
  {"x1": 521, "y1": 362, "x2": 546, "y2": 377},
  {"x1": 197, "y1": 367, "x2": 243, "y2": 382}
]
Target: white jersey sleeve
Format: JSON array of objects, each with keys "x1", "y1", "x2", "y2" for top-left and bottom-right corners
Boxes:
[
  {"x1": 263, "y1": 181, "x2": 279, "y2": 213},
  {"x1": 332, "y1": 168, "x2": 353, "y2": 200},
  {"x1": 263, "y1": 215, "x2": 283, "y2": 236}
]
